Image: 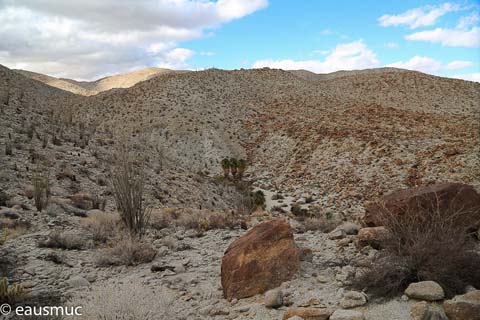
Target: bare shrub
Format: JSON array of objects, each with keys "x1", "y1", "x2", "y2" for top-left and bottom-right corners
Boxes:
[
  {"x1": 110, "y1": 138, "x2": 150, "y2": 237},
  {"x1": 295, "y1": 207, "x2": 342, "y2": 232},
  {"x1": 81, "y1": 212, "x2": 120, "y2": 243},
  {"x1": 38, "y1": 230, "x2": 86, "y2": 250},
  {"x1": 70, "y1": 281, "x2": 174, "y2": 320},
  {"x1": 352, "y1": 198, "x2": 480, "y2": 298},
  {"x1": 96, "y1": 237, "x2": 156, "y2": 266},
  {"x1": 32, "y1": 162, "x2": 50, "y2": 212}
]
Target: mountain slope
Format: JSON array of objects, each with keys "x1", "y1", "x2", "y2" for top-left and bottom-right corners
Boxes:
[{"x1": 15, "y1": 67, "x2": 183, "y2": 96}]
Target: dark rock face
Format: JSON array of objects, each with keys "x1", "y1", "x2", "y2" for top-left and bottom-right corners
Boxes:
[
  {"x1": 364, "y1": 183, "x2": 480, "y2": 229},
  {"x1": 221, "y1": 219, "x2": 300, "y2": 300}
]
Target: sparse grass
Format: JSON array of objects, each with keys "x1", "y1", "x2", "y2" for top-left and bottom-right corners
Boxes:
[
  {"x1": 95, "y1": 237, "x2": 156, "y2": 266},
  {"x1": 0, "y1": 277, "x2": 26, "y2": 304},
  {"x1": 150, "y1": 208, "x2": 245, "y2": 231},
  {"x1": 70, "y1": 281, "x2": 174, "y2": 320},
  {"x1": 0, "y1": 219, "x2": 31, "y2": 242},
  {"x1": 352, "y1": 200, "x2": 480, "y2": 298},
  {"x1": 293, "y1": 206, "x2": 342, "y2": 232},
  {"x1": 81, "y1": 212, "x2": 120, "y2": 243}
]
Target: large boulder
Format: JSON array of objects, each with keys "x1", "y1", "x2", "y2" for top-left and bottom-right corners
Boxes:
[
  {"x1": 221, "y1": 219, "x2": 300, "y2": 300},
  {"x1": 443, "y1": 290, "x2": 480, "y2": 320},
  {"x1": 364, "y1": 183, "x2": 480, "y2": 228},
  {"x1": 405, "y1": 281, "x2": 445, "y2": 301}
]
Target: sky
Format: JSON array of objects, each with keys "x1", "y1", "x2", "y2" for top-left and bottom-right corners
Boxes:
[{"x1": 0, "y1": 0, "x2": 478, "y2": 81}]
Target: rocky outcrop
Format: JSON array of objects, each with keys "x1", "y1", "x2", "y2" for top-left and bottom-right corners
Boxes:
[
  {"x1": 443, "y1": 290, "x2": 480, "y2": 320},
  {"x1": 221, "y1": 219, "x2": 300, "y2": 300},
  {"x1": 364, "y1": 183, "x2": 480, "y2": 228}
]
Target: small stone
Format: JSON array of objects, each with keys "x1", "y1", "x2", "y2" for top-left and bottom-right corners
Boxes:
[
  {"x1": 330, "y1": 309, "x2": 365, "y2": 320},
  {"x1": 336, "y1": 222, "x2": 361, "y2": 235},
  {"x1": 66, "y1": 276, "x2": 90, "y2": 288},
  {"x1": 328, "y1": 228, "x2": 346, "y2": 240},
  {"x1": 340, "y1": 291, "x2": 367, "y2": 308},
  {"x1": 264, "y1": 288, "x2": 283, "y2": 308},
  {"x1": 405, "y1": 281, "x2": 445, "y2": 301},
  {"x1": 283, "y1": 307, "x2": 333, "y2": 320}
]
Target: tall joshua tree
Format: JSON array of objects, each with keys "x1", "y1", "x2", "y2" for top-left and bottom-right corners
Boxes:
[
  {"x1": 221, "y1": 158, "x2": 231, "y2": 178},
  {"x1": 229, "y1": 158, "x2": 239, "y2": 179},
  {"x1": 237, "y1": 159, "x2": 247, "y2": 179}
]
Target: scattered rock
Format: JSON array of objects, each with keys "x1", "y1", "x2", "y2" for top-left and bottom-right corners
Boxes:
[
  {"x1": 264, "y1": 288, "x2": 283, "y2": 308},
  {"x1": 340, "y1": 291, "x2": 367, "y2": 308},
  {"x1": 335, "y1": 222, "x2": 361, "y2": 235},
  {"x1": 355, "y1": 227, "x2": 390, "y2": 249},
  {"x1": 443, "y1": 290, "x2": 480, "y2": 320},
  {"x1": 405, "y1": 281, "x2": 445, "y2": 301},
  {"x1": 66, "y1": 276, "x2": 90, "y2": 288},
  {"x1": 410, "y1": 301, "x2": 448, "y2": 320},
  {"x1": 330, "y1": 309, "x2": 365, "y2": 320},
  {"x1": 221, "y1": 219, "x2": 300, "y2": 299},
  {"x1": 282, "y1": 307, "x2": 333, "y2": 320},
  {"x1": 328, "y1": 228, "x2": 346, "y2": 240}
]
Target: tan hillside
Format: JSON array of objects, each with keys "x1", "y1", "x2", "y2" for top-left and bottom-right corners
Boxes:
[{"x1": 15, "y1": 67, "x2": 183, "y2": 96}]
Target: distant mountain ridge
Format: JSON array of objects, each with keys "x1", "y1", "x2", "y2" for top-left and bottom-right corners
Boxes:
[{"x1": 15, "y1": 67, "x2": 183, "y2": 96}]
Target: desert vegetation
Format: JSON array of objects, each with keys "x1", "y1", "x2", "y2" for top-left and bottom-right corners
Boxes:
[{"x1": 353, "y1": 200, "x2": 480, "y2": 298}]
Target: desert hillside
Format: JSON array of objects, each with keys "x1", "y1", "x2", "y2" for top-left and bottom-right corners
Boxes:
[
  {"x1": 16, "y1": 67, "x2": 182, "y2": 96},
  {"x1": 1, "y1": 63, "x2": 479, "y2": 319}
]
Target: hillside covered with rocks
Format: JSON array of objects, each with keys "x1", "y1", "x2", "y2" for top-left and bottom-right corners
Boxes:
[{"x1": 0, "y1": 64, "x2": 479, "y2": 320}]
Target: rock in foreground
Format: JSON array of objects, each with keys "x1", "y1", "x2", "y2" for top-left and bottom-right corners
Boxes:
[
  {"x1": 221, "y1": 219, "x2": 300, "y2": 300},
  {"x1": 443, "y1": 290, "x2": 480, "y2": 320}
]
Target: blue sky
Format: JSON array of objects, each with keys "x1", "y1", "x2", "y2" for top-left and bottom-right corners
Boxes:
[
  {"x1": 187, "y1": 0, "x2": 480, "y2": 80},
  {"x1": 0, "y1": 0, "x2": 478, "y2": 81}
]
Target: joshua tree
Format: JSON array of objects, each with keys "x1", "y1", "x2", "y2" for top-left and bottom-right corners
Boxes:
[
  {"x1": 221, "y1": 158, "x2": 230, "y2": 178},
  {"x1": 237, "y1": 159, "x2": 247, "y2": 179},
  {"x1": 229, "y1": 158, "x2": 239, "y2": 179}
]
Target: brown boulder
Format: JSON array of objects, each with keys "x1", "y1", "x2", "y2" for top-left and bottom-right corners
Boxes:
[
  {"x1": 283, "y1": 307, "x2": 334, "y2": 320},
  {"x1": 443, "y1": 290, "x2": 480, "y2": 320},
  {"x1": 355, "y1": 226, "x2": 390, "y2": 249},
  {"x1": 221, "y1": 219, "x2": 300, "y2": 300},
  {"x1": 364, "y1": 183, "x2": 480, "y2": 228}
]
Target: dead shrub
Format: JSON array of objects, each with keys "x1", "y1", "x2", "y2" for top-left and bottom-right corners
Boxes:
[
  {"x1": 81, "y1": 212, "x2": 120, "y2": 243},
  {"x1": 32, "y1": 162, "x2": 50, "y2": 212},
  {"x1": 352, "y1": 199, "x2": 480, "y2": 298},
  {"x1": 38, "y1": 230, "x2": 86, "y2": 250},
  {"x1": 96, "y1": 237, "x2": 156, "y2": 266},
  {"x1": 295, "y1": 207, "x2": 342, "y2": 232},
  {"x1": 110, "y1": 138, "x2": 150, "y2": 237}
]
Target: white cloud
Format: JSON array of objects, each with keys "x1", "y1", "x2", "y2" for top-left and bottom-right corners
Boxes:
[
  {"x1": 387, "y1": 56, "x2": 476, "y2": 75},
  {"x1": 253, "y1": 40, "x2": 380, "y2": 73},
  {"x1": 379, "y1": 3, "x2": 460, "y2": 29},
  {"x1": 405, "y1": 26, "x2": 480, "y2": 47},
  {"x1": 457, "y1": 12, "x2": 480, "y2": 29},
  {"x1": 387, "y1": 56, "x2": 443, "y2": 73},
  {"x1": 385, "y1": 42, "x2": 399, "y2": 48},
  {"x1": 445, "y1": 60, "x2": 474, "y2": 70},
  {"x1": 0, "y1": 0, "x2": 268, "y2": 79},
  {"x1": 451, "y1": 73, "x2": 480, "y2": 82}
]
